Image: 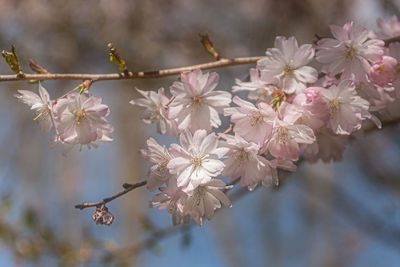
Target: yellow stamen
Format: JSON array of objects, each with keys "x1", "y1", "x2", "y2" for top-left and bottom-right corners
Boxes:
[
  {"x1": 192, "y1": 157, "x2": 202, "y2": 166},
  {"x1": 283, "y1": 65, "x2": 294, "y2": 75},
  {"x1": 74, "y1": 109, "x2": 86, "y2": 124},
  {"x1": 329, "y1": 98, "x2": 340, "y2": 117},
  {"x1": 235, "y1": 149, "x2": 249, "y2": 167},
  {"x1": 278, "y1": 126, "x2": 289, "y2": 144},
  {"x1": 192, "y1": 96, "x2": 202, "y2": 105},
  {"x1": 345, "y1": 47, "x2": 356, "y2": 60},
  {"x1": 250, "y1": 111, "x2": 264, "y2": 126}
]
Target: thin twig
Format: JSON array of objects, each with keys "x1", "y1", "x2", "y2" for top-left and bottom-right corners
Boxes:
[
  {"x1": 74, "y1": 181, "x2": 147, "y2": 210},
  {"x1": 0, "y1": 57, "x2": 264, "y2": 82}
]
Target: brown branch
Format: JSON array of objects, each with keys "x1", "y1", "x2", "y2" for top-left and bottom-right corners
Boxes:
[
  {"x1": 385, "y1": 36, "x2": 400, "y2": 46},
  {"x1": 74, "y1": 180, "x2": 147, "y2": 210},
  {"x1": 0, "y1": 56, "x2": 264, "y2": 82}
]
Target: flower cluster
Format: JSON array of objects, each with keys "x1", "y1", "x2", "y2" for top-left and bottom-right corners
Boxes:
[
  {"x1": 132, "y1": 16, "x2": 400, "y2": 226},
  {"x1": 15, "y1": 15, "x2": 400, "y2": 227},
  {"x1": 15, "y1": 83, "x2": 114, "y2": 149}
]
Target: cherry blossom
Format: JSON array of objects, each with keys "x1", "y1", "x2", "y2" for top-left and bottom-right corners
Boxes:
[
  {"x1": 140, "y1": 137, "x2": 174, "y2": 192},
  {"x1": 224, "y1": 96, "x2": 275, "y2": 145},
  {"x1": 316, "y1": 22, "x2": 385, "y2": 82},
  {"x1": 369, "y1": 56, "x2": 398, "y2": 87},
  {"x1": 14, "y1": 83, "x2": 54, "y2": 133},
  {"x1": 221, "y1": 134, "x2": 279, "y2": 190},
  {"x1": 150, "y1": 178, "x2": 189, "y2": 225},
  {"x1": 130, "y1": 88, "x2": 178, "y2": 137},
  {"x1": 168, "y1": 70, "x2": 232, "y2": 133},
  {"x1": 167, "y1": 130, "x2": 227, "y2": 190},
  {"x1": 53, "y1": 92, "x2": 114, "y2": 145},
  {"x1": 257, "y1": 36, "x2": 318, "y2": 94},
  {"x1": 232, "y1": 68, "x2": 275, "y2": 102},
  {"x1": 321, "y1": 80, "x2": 371, "y2": 135},
  {"x1": 182, "y1": 179, "x2": 232, "y2": 226},
  {"x1": 266, "y1": 103, "x2": 316, "y2": 161}
]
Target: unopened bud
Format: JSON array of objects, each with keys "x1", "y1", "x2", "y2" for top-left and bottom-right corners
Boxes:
[
  {"x1": 2, "y1": 45, "x2": 24, "y2": 77},
  {"x1": 108, "y1": 43, "x2": 129, "y2": 75},
  {"x1": 29, "y1": 59, "x2": 50, "y2": 74},
  {"x1": 199, "y1": 33, "x2": 220, "y2": 60}
]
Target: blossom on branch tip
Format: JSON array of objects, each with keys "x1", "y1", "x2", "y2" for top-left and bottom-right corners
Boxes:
[
  {"x1": 168, "y1": 70, "x2": 231, "y2": 133},
  {"x1": 257, "y1": 36, "x2": 318, "y2": 94},
  {"x1": 14, "y1": 83, "x2": 54, "y2": 133}
]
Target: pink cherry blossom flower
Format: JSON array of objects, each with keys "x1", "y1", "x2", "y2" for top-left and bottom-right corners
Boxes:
[
  {"x1": 53, "y1": 92, "x2": 114, "y2": 145},
  {"x1": 257, "y1": 36, "x2": 318, "y2": 94},
  {"x1": 224, "y1": 96, "x2": 275, "y2": 145},
  {"x1": 232, "y1": 68, "x2": 276, "y2": 102},
  {"x1": 377, "y1": 15, "x2": 400, "y2": 39},
  {"x1": 266, "y1": 103, "x2": 316, "y2": 161},
  {"x1": 168, "y1": 70, "x2": 231, "y2": 133},
  {"x1": 140, "y1": 137, "x2": 174, "y2": 192},
  {"x1": 369, "y1": 56, "x2": 398, "y2": 87},
  {"x1": 316, "y1": 22, "x2": 385, "y2": 82},
  {"x1": 150, "y1": 178, "x2": 189, "y2": 225},
  {"x1": 221, "y1": 134, "x2": 279, "y2": 191},
  {"x1": 292, "y1": 91, "x2": 328, "y2": 131},
  {"x1": 167, "y1": 130, "x2": 227, "y2": 190},
  {"x1": 14, "y1": 83, "x2": 54, "y2": 133},
  {"x1": 129, "y1": 88, "x2": 178, "y2": 137},
  {"x1": 183, "y1": 179, "x2": 232, "y2": 226},
  {"x1": 321, "y1": 80, "x2": 370, "y2": 135}
]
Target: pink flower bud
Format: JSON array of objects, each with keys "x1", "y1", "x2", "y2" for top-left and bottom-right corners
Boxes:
[
  {"x1": 369, "y1": 56, "x2": 398, "y2": 86},
  {"x1": 305, "y1": 87, "x2": 323, "y2": 102}
]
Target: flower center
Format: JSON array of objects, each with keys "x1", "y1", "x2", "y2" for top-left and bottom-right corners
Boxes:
[
  {"x1": 345, "y1": 47, "x2": 356, "y2": 60},
  {"x1": 33, "y1": 105, "x2": 50, "y2": 121},
  {"x1": 278, "y1": 126, "x2": 289, "y2": 144},
  {"x1": 329, "y1": 98, "x2": 340, "y2": 117},
  {"x1": 235, "y1": 149, "x2": 249, "y2": 167},
  {"x1": 250, "y1": 111, "x2": 264, "y2": 126},
  {"x1": 283, "y1": 65, "x2": 294, "y2": 75},
  {"x1": 74, "y1": 109, "x2": 86, "y2": 124},
  {"x1": 192, "y1": 96, "x2": 202, "y2": 105},
  {"x1": 192, "y1": 157, "x2": 202, "y2": 167}
]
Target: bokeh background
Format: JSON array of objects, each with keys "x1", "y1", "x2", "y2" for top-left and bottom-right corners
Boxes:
[{"x1": 0, "y1": 0, "x2": 400, "y2": 266}]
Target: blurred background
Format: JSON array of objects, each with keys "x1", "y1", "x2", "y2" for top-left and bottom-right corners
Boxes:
[{"x1": 0, "y1": 0, "x2": 399, "y2": 266}]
